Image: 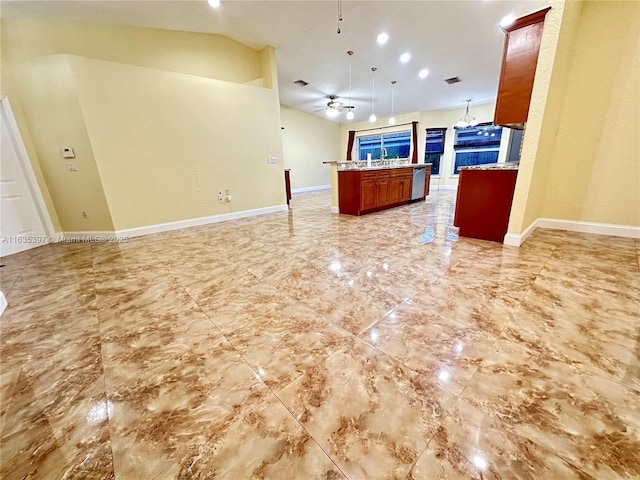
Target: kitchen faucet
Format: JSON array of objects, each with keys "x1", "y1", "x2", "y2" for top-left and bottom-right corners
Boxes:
[{"x1": 382, "y1": 147, "x2": 388, "y2": 158}]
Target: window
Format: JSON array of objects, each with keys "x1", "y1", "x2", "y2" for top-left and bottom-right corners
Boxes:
[
  {"x1": 453, "y1": 123, "x2": 503, "y2": 174},
  {"x1": 424, "y1": 128, "x2": 446, "y2": 176},
  {"x1": 358, "y1": 130, "x2": 411, "y2": 160}
]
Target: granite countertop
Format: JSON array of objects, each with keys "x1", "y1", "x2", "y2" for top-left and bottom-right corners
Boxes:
[
  {"x1": 459, "y1": 162, "x2": 519, "y2": 171},
  {"x1": 324, "y1": 160, "x2": 432, "y2": 171}
]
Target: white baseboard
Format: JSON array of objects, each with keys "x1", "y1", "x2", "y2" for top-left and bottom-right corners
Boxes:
[
  {"x1": 291, "y1": 184, "x2": 331, "y2": 194},
  {"x1": 0, "y1": 291, "x2": 7, "y2": 316},
  {"x1": 330, "y1": 206, "x2": 340, "y2": 214},
  {"x1": 117, "y1": 204, "x2": 289, "y2": 238},
  {"x1": 62, "y1": 231, "x2": 119, "y2": 241},
  {"x1": 61, "y1": 205, "x2": 288, "y2": 240},
  {"x1": 504, "y1": 217, "x2": 640, "y2": 247},
  {"x1": 48, "y1": 233, "x2": 65, "y2": 243},
  {"x1": 503, "y1": 233, "x2": 523, "y2": 247},
  {"x1": 536, "y1": 218, "x2": 640, "y2": 238}
]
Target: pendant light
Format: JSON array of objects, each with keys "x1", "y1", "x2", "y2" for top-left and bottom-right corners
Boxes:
[
  {"x1": 388, "y1": 80, "x2": 397, "y2": 125},
  {"x1": 456, "y1": 99, "x2": 479, "y2": 128},
  {"x1": 346, "y1": 51, "x2": 354, "y2": 120},
  {"x1": 369, "y1": 67, "x2": 377, "y2": 123}
]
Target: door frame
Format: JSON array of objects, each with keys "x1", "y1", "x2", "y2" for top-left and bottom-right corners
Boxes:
[{"x1": 1, "y1": 96, "x2": 57, "y2": 240}]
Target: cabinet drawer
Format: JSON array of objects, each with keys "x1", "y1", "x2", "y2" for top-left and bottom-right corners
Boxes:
[
  {"x1": 389, "y1": 168, "x2": 412, "y2": 178},
  {"x1": 362, "y1": 171, "x2": 377, "y2": 181}
]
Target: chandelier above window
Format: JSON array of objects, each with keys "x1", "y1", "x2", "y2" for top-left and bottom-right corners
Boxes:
[{"x1": 456, "y1": 99, "x2": 479, "y2": 128}]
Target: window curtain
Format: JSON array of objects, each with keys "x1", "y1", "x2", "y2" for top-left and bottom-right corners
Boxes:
[
  {"x1": 346, "y1": 130, "x2": 356, "y2": 160},
  {"x1": 411, "y1": 121, "x2": 419, "y2": 163}
]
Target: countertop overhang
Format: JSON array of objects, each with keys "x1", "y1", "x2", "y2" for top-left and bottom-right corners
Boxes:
[
  {"x1": 324, "y1": 160, "x2": 432, "y2": 171},
  {"x1": 458, "y1": 162, "x2": 519, "y2": 171}
]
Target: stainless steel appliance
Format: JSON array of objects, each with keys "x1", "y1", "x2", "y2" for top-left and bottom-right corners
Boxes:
[{"x1": 411, "y1": 165, "x2": 426, "y2": 200}]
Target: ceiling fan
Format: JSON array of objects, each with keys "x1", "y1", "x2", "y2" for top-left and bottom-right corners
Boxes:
[{"x1": 314, "y1": 95, "x2": 355, "y2": 117}]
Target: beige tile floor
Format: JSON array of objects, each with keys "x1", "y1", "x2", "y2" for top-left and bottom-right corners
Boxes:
[{"x1": 1, "y1": 189, "x2": 639, "y2": 479}]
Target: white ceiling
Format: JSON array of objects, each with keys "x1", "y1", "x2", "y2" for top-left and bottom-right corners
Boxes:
[{"x1": 0, "y1": 0, "x2": 548, "y2": 124}]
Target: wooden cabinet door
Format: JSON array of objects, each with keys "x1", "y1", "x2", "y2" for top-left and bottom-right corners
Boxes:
[
  {"x1": 400, "y1": 177, "x2": 412, "y2": 202},
  {"x1": 424, "y1": 165, "x2": 431, "y2": 196},
  {"x1": 494, "y1": 8, "x2": 549, "y2": 127},
  {"x1": 361, "y1": 181, "x2": 377, "y2": 211},
  {"x1": 377, "y1": 178, "x2": 390, "y2": 207},
  {"x1": 389, "y1": 177, "x2": 402, "y2": 204}
]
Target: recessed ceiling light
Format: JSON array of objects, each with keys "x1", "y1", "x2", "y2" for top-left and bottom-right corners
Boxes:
[
  {"x1": 208, "y1": 0, "x2": 220, "y2": 7},
  {"x1": 377, "y1": 32, "x2": 389, "y2": 45},
  {"x1": 499, "y1": 14, "x2": 516, "y2": 28},
  {"x1": 419, "y1": 69, "x2": 430, "y2": 79},
  {"x1": 399, "y1": 52, "x2": 411, "y2": 63}
]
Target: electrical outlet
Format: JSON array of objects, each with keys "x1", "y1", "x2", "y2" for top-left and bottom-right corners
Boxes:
[
  {"x1": 217, "y1": 190, "x2": 224, "y2": 203},
  {"x1": 66, "y1": 162, "x2": 77, "y2": 171},
  {"x1": 267, "y1": 156, "x2": 278, "y2": 164},
  {"x1": 82, "y1": 211, "x2": 89, "y2": 219}
]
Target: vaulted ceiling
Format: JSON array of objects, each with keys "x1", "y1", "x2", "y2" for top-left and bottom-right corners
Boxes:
[{"x1": 1, "y1": 0, "x2": 548, "y2": 123}]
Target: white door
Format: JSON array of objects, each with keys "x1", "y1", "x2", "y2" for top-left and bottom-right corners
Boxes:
[{"x1": 0, "y1": 98, "x2": 50, "y2": 257}]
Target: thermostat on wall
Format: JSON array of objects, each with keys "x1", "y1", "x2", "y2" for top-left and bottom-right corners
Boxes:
[{"x1": 61, "y1": 147, "x2": 75, "y2": 159}]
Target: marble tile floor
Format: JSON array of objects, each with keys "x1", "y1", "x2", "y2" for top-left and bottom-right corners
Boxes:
[{"x1": 1, "y1": 189, "x2": 639, "y2": 479}]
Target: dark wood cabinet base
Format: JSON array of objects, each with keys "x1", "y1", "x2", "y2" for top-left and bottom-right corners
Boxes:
[
  {"x1": 339, "y1": 167, "x2": 424, "y2": 216},
  {"x1": 453, "y1": 169, "x2": 518, "y2": 242}
]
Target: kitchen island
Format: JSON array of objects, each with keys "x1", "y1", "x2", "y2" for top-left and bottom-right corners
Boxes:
[
  {"x1": 453, "y1": 163, "x2": 519, "y2": 242},
  {"x1": 328, "y1": 160, "x2": 431, "y2": 216}
]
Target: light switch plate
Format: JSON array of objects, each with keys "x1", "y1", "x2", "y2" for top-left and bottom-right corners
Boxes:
[{"x1": 62, "y1": 147, "x2": 75, "y2": 159}]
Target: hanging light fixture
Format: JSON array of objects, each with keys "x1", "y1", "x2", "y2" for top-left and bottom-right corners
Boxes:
[
  {"x1": 326, "y1": 107, "x2": 340, "y2": 118},
  {"x1": 369, "y1": 67, "x2": 377, "y2": 123},
  {"x1": 456, "y1": 99, "x2": 479, "y2": 128},
  {"x1": 388, "y1": 80, "x2": 397, "y2": 125},
  {"x1": 346, "y1": 50, "x2": 354, "y2": 120}
]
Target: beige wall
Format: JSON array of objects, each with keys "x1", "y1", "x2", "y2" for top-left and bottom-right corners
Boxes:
[
  {"x1": 6, "y1": 18, "x2": 262, "y2": 84},
  {"x1": 280, "y1": 105, "x2": 340, "y2": 190},
  {"x1": 16, "y1": 55, "x2": 114, "y2": 231},
  {"x1": 509, "y1": 0, "x2": 639, "y2": 234},
  {"x1": 1, "y1": 18, "x2": 284, "y2": 233},
  {"x1": 0, "y1": 21, "x2": 63, "y2": 231},
  {"x1": 539, "y1": 1, "x2": 639, "y2": 226},
  {"x1": 507, "y1": 0, "x2": 583, "y2": 233},
  {"x1": 71, "y1": 56, "x2": 284, "y2": 231}
]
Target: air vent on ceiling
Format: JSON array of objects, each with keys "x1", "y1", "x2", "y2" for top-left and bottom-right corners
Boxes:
[
  {"x1": 294, "y1": 79, "x2": 309, "y2": 87},
  {"x1": 444, "y1": 76, "x2": 462, "y2": 85}
]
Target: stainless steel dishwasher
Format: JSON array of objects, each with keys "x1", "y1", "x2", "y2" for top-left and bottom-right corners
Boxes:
[{"x1": 411, "y1": 165, "x2": 426, "y2": 200}]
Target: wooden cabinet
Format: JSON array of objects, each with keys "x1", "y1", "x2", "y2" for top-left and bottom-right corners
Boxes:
[
  {"x1": 493, "y1": 7, "x2": 550, "y2": 128},
  {"x1": 338, "y1": 167, "x2": 414, "y2": 216},
  {"x1": 389, "y1": 170, "x2": 411, "y2": 204},
  {"x1": 424, "y1": 164, "x2": 432, "y2": 197},
  {"x1": 284, "y1": 169, "x2": 291, "y2": 206},
  {"x1": 361, "y1": 180, "x2": 377, "y2": 211},
  {"x1": 377, "y1": 172, "x2": 391, "y2": 207},
  {"x1": 453, "y1": 168, "x2": 518, "y2": 242}
]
